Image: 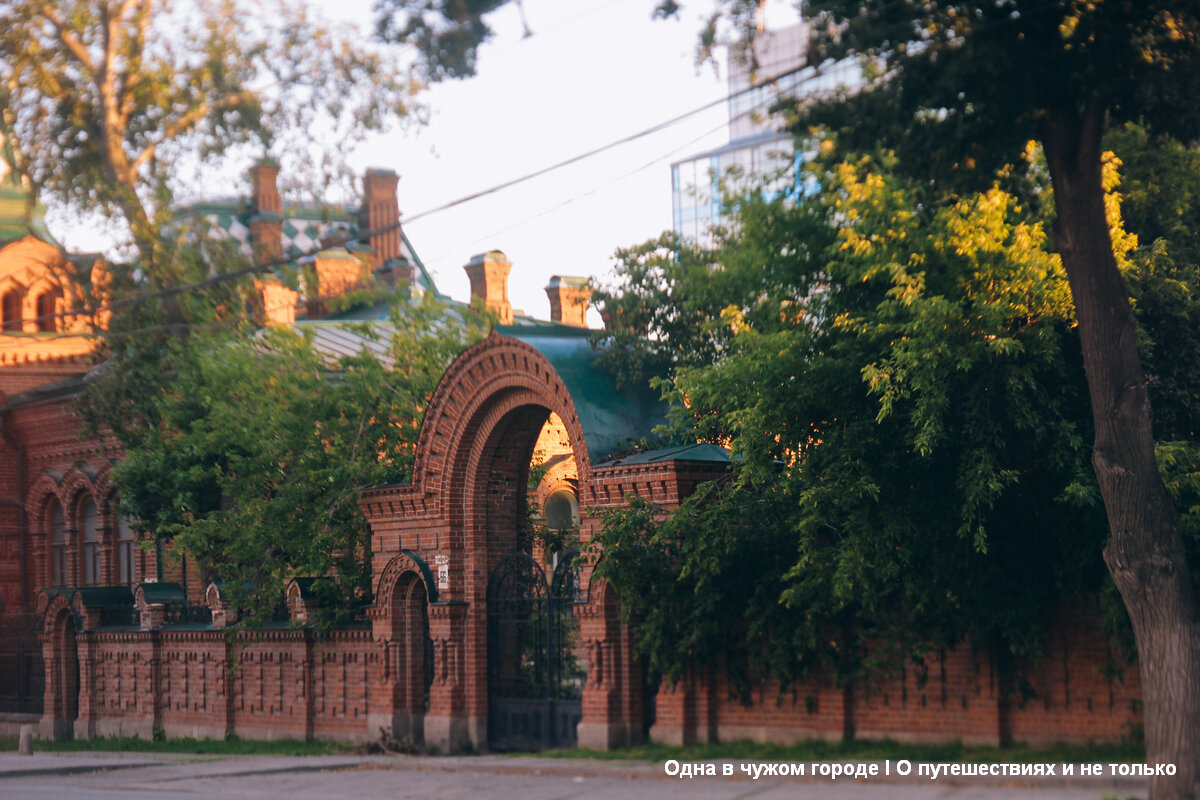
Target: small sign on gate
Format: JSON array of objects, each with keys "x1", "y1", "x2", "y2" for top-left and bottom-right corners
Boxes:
[{"x1": 434, "y1": 554, "x2": 450, "y2": 591}]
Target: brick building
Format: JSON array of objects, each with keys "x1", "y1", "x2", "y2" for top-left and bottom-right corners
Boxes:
[{"x1": 0, "y1": 134, "x2": 1143, "y2": 749}]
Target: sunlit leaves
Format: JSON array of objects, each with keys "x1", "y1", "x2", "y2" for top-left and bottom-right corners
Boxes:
[{"x1": 592, "y1": 149, "x2": 1109, "y2": 687}]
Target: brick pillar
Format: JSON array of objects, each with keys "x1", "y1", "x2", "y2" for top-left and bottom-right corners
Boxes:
[
  {"x1": 649, "y1": 679, "x2": 691, "y2": 745},
  {"x1": 426, "y1": 602, "x2": 473, "y2": 753},
  {"x1": 649, "y1": 668, "x2": 716, "y2": 745},
  {"x1": 615, "y1": 620, "x2": 646, "y2": 746},
  {"x1": 464, "y1": 251, "x2": 513, "y2": 325},
  {"x1": 74, "y1": 631, "x2": 96, "y2": 739},
  {"x1": 249, "y1": 161, "x2": 283, "y2": 263},
  {"x1": 97, "y1": 524, "x2": 113, "y2": 585},
  {"x1": 64, "y1": 528, "x2": 78, "y2": 586},
  {"x1": 544, "y1": 276, "x2": 591, "y2": 328},
  {"x1": 577, "y1": 584, "x2": 641, "y2": 749},
  {"x1": 148, "y1": 630, "x2": 163, "y2": 737},
  {"x1": 214, "y1": 637, "x2": 234, "y2": 739},
  {"x1": 297, "y1": 630, "x2": 315, "y2": 741},
  {"x1": 39, "y1": 601, "x2": 79, "y2": 741}
]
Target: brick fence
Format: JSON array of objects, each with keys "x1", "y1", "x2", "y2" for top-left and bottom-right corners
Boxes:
[{"x1": 34, "y1": 330, "x2": 1143, "y2": 750}]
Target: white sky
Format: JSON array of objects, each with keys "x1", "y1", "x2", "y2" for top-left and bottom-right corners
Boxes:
[
  {"x1": 337, "y1": 0, "x2": 799, "y2": 323},
  {"x1": 48, "y1": 0, "x2": 801, "y2": 325}
]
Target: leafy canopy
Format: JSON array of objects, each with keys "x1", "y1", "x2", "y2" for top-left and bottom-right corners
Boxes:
[
  {"x1": 591, "y1": 145, "x2": 1108, "y2": 688},
  {"x1": 660, "y1": 1, "x2": 1200, "y2": 186},
  {"x1": 89, "y1": 292, "x2": 490, "y2": 623},
  {"x1": 0, "y1": 0, "x2": 418, "y2": 259}
]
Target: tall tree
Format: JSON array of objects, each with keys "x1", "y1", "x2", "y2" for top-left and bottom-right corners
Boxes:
[
  {"x1": 94, "y1": 294, "x2": 489, "y2": 624},
  {"x1": 0, "y1": 0, "x2": 417, "y2": 271},
  {"x1": 0, "y1": 0, "x2": 442, "y2": 619},
  {"x1": 649, "y1": 3, "x2": 1200, "y2": 792},
  {"x1": 592, "y1": 149, "x2": 1109, "y2": 706}
]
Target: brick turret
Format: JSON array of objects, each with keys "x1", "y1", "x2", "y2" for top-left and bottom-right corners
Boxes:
[
  {"x1": 464, "y1": 251, "x2": 513, "y2": 325},
  {"x1": 248, "y1": 160, "x2": 283, "y2": 263},
  {"x1": 360, "y1": 169, "x2": 410, "y2": 284},
  {"x1": 544, "y1": 276, "x2": 591, "y2": 328}
]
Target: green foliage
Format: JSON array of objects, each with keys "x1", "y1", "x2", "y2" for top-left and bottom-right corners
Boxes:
[
  {"x1": 82, "y1": 292, "x2": 488, "y2": 625},
  {"x1": 374, "y1": 0, "x2": 512, "y2": 81},
  {"x1": 593, "y1": 149, "x2": 1109, "y2": 688},
  {"x1": 1109, "y1": 124, "x2": 1200, "y2": 444},
  {"x1": 1107, "y1": 123, "x2": 1200, "y2": 594},
  {"x1": 677, "y1": 0, "x2": 1200, "y2": 192}
]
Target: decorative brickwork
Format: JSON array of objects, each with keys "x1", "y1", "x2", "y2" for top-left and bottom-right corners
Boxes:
[
  {"x1": 355, "y1": 329, "x2": 1144, "y2": 752},
  {"x1": 15, "y1": 316, "x2": 1144, "y2": 752}
]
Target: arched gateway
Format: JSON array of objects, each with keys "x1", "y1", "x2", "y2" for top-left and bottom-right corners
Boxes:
[{"x1": 359, "y1": 327, "x2": 727, "y2": 752}]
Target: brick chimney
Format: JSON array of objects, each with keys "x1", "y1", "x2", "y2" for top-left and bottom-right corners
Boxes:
[
  {"x1": 306, "y1": 250, "x2": 365, "y2": 319},
  {"x1": 544, "y1": 276, "x2": 591, "y2": 328},
  {"x1": 465, "y1": 251, "x2": 513, "y2": 325},
  {"x1": 252, "y1": 279, "x2": 298, "y2": 326},
  {"x1": 360, "y1": 168, "x2": 411, "y2": 284},
  {"x1": 249, "y1": 160, "x2": 282, "y2": 263}
]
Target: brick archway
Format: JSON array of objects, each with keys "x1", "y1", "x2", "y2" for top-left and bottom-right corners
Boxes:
[
  {"x1": 359, "y1": 329, "x2": 681, "y2": 753},
  {"x1": 410, "y1": 332, "x2": 594, "y2": 506},
  {"x1": 368, "y1": 559, "x2": 432, "y2": 745},
  {"x1": 361, "y1": 332, "x2": 614, "y2": 752},
  {"x1": 38, "y1": 592, "x2": 79, "y2": 741}
]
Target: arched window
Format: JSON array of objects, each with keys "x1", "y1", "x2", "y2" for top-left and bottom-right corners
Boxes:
[
  {"x1": 81, "y1": 499, "x2": 100, "y2": 586},
  {"x1": 544, "y1": 489, "x2": 579, "y2": 534},
  {"x1": 49, "y1": 501, "x2": 67, "y2": 586},
  {"x1": 2, "y1": 289, "x2": 22, "y2": 331},
  {"x1": 116, "y1": 516, "x2": 136, "y2": 586},
  {"x1": 35, "y1": 289, "x2": 62, "y2": 332}
]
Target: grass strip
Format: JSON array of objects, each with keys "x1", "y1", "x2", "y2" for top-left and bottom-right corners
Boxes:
[
  {"x1": 0, "y1": 735, "x2": 358, "y2": 756},
  {"x1": 526, "y1": 738, "x2": 1146, "y2": 764}
]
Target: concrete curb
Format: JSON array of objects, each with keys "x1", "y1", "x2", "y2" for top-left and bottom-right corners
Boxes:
[{"x1": 0, "y1": 759, "x2": 164, "y2": 779}]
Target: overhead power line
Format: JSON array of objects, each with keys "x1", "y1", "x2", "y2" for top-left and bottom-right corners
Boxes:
[
  {"x1": 400, "y1": 61, "x2": 826, "y2": 224},
  {"x1": 2, "y1": 56, "x2": 839, "y2": 335}
]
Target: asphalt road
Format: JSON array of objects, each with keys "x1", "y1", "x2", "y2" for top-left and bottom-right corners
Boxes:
[{"x1": 0, "y1": 752, "x2": 1149, "y2": 800}]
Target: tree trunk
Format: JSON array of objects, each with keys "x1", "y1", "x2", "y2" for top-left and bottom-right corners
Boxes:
[{"x1": 1042, "y1": 103, "x2": 1200, "y2": 799}]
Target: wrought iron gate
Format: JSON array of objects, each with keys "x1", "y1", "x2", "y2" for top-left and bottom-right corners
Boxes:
[
  {"x1": 0, "y1": 613, "x2": 44, "y2": 715},
  {"x1": 487, "y1": 550, "x2": 583, "y2": 750}
]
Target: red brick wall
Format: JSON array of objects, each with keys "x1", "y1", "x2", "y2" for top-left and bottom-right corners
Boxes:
[
  {"x1": 646, "y1": 615, "x2": 1141, "y2": 748},
  {"x1": 70, "y1": 625, "x2": 381, "y2": 742},
  {"x1": 30, "y1": 329, "x2": 1148, "y2": 752},
  {"x1": 1006, "y1": 598, "x2": 1142, "y2": 744}
]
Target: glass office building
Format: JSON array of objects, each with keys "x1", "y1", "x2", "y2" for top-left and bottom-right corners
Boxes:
[{"x1": 671, "y1": 24, "x2": 858, "y2": 247}]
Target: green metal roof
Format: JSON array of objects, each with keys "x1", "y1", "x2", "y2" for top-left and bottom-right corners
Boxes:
[
  {"x1": 595, "y1": 443, "x2": 731, "y2": 467},
  {"x1": 138, "y1": 582, "x2": 187, "y2": 605},
  {"x1": 76, "y1": 586, "x2": 135, "y2": 607},
  {"x1": 0, "y1": 177, "x2": 59, "y2": 248},
  {"x1": 496, "y1": 325, "x2": 669, "y2": 464}
]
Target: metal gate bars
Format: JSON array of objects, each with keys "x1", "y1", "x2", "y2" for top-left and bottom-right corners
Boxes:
[{"x1": 486, "y1": 550, "x2": 583, "y2": 750}]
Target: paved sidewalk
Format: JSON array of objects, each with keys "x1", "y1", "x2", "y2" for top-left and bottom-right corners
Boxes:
[{"x1": 0, "y1": 751, "x2": 1150, "y2": 799}]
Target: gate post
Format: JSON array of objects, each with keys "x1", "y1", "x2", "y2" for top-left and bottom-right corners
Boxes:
[
  {"x1": 425, "y1": 602, "x2": 471, "y2": 753},
  {"x1": 576, "y1": 583, "x2": 640, "y2": 750}
]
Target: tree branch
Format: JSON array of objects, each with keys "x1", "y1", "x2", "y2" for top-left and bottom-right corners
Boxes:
[
  {"x1": 39, "y1": 5, "x2": 97, "y2": 76},
  {"x1": 117, "y1": 0, "x2": 153, "y2": 128},
  {"x1": 130, "y1": 88, "x2": 260, "y2": 174}
]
